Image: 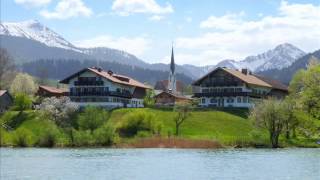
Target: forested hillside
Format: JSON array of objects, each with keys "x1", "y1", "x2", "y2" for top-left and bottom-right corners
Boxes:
[{"x1": 20, "y1": 59, "x2": 193, "y2": 85}]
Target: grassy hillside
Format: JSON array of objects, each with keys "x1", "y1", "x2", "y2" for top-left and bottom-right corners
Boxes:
[
  {"x1": 1, "y1": 108, "x2": 317, "y2": 148},
  {"x1": 109, "y1": 108, "x2": 263, "y2": 145}
]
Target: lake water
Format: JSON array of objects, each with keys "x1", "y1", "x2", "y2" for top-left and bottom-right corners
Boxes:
[{"x1": 0, "y1": 148, "x2": 319, "y2": 180}]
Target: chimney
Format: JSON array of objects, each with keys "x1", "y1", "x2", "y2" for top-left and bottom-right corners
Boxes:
[
  {"x1": 107, "y1": 70, "x2": 113, "y2": 75},
  {"x1": 241, "y1": 68, "x2": 248, "y2": 75},
  {"x1": 92, "y1": 66, "x2": 103, "y2": 72}
]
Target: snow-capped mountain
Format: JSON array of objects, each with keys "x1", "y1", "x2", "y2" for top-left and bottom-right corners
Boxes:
[
  {"x1": 0, "y1": 20, "x2": 80, "y2": 52},
  {"x1": 213, "y1": 43, "x2": 306, "y2": 72},
  {"x1": 0, "y1": 20, "x2": 309, "y2": 80}
]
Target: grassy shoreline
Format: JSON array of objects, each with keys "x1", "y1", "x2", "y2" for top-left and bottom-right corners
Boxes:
[{"x1": 1, "y1": 108, "x2": 319, "y2": 148}]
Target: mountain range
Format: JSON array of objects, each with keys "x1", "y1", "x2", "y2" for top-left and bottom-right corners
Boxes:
[{"x1": 1, "y1": 20, "x2": 319, "y2": 85}]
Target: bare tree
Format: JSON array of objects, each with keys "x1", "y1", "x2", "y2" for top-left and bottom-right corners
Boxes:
[
  {"x1": 173, "y1": 105, "x2": 192, "y2": 136},
  {"x1": 0, "y1": 48, "x2": 15, "y2": 89}
]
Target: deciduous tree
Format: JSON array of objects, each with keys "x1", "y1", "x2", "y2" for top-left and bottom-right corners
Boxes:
[
  {"x1": 173, "y1": 104, "x2": 192, "y2": 136},
  {"x1": 39, "y1": 97, "x2": 78, "y2": 127},
  {"x1": 250, "y1": 99, "x2": 288, "y2": 148},
  {"x1": 289, "y1": 58, "x2": 320, "y2": 119},
  {"x1": 77, "y1": 106, "x2": 108, "y2": 134},
  {"x1": 10, "y1": 73, "x2": 37, "y2": 96}
]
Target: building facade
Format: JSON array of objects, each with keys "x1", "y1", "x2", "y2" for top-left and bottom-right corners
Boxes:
[
  {"x1": 60, "y1": 67, "x2": 151, "y2": 108},
  {"x1": 154, "y1": 91, "x2": 192, "y2": 106},
  {"x1": 192, "y1": 67, "x2": 288, "y2": 108},
  {"x1": 0, "y1": 90, "x2": 13, "y2": 113}
]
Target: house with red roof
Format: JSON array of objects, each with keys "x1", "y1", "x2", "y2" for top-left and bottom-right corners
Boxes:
[{"x1": 59, "y1": 67, "x2": 151, "y2": 108}]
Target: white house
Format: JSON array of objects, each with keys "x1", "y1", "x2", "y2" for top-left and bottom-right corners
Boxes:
[
  {"x1": 59, "y1": 67, "x2": 151, "y2": 108},
  {"x1": 192, "y1": 67, "x2": 288, "y2": 108}
]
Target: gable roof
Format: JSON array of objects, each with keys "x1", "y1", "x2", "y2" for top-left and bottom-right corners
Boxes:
[
  {"x1": 39, "y1": 86, "x2": 68, "y2": 94},
  {"x1": 60, "y1": 67, "x2": 151, "y2": 89},
  {"x1": 0, "y1": 90, "x2": 8, "y2": 96},
  {"x1": 155, "y1": 91, "x2": 192, "y2": 100},
  {"x1": 253, "y1": 75, "x2": 288, "y2": 91},
  {"x1": 154, "y1": 80, "x2": 184, "y2": 92},
  {"x1": 0, "y1": 90, "x2": 13, "y2": 100},
  {"x1": 193, "y1": 67, "x2": 288, "y2": 91}
]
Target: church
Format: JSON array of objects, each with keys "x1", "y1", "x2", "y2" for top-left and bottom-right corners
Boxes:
[
  {"x1": 154, "y1": 48, "x2": 185, "y2": 94},
  {"x1": 154, "y1": 48, "x2": 192, "y2": 106}
]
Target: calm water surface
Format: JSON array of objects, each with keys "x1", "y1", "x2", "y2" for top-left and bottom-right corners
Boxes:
[{"x1": 0, "y1": 148, "x2": 319, "y2": 180}]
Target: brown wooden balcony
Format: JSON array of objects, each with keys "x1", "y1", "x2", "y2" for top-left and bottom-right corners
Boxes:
[
  {"x1": 193, "y1": 92, "x2": 266, "y2": 98},
  {"x1": 74, "y1": 81, "x2": 104, "y2": 86},
  {"x1": 68, "y1": 91, "x2": 131, "y2": 98}
]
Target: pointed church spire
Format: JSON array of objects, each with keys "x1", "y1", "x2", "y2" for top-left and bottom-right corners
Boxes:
[
  {"x1": 168, "y1": 45, "x2": 177, "y2": 93},
  {"x1": 170, "y1": 46, "x2": 175, "y2": 74}
]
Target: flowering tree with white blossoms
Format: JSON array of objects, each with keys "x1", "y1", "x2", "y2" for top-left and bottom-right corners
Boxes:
[{"x1": 38, "y1": 97, "x2": 79, "y2": 127}]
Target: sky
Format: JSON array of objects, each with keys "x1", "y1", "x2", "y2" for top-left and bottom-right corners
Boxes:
[{"x1": 1, "y1": 0, "x2": 320, "y2": 66}]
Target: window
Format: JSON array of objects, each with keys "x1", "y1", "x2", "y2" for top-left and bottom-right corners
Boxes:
[
  {"x1": 227, "y1": 97, "x2": 234, "y2": 103},
  {"x1": 202, "y1": 88, "x2": 209, "y2": 93},
  {"x1": 237, "y1": 97, "x2": 241, "y2": 103},
  {"x1": 202, "y1": 98, "x2": 206, "y2": 104},
  {"x1": 243, "y1": 97, "x2": 248, "y2": 103},
  {"x1": 210, "y1": 98, "x2": 217, "y2": 103},
  {"x1": 236, "y1": 88, "x2": 242, "y2": 92}
]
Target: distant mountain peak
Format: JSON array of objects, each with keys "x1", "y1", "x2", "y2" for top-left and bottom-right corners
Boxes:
[
  {"x1": 213, "y1": 43, "x2": 306, "y2": 72},
  {"x1": 0, "y1": 19, "x2": 79, "y2": 51}
]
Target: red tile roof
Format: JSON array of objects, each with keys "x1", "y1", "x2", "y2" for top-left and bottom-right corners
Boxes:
[
  {"x1": 39, "y1": 86, "x2": 68, "y2": 94},
  {"x1": 60, "y1": 67, "x2": 152, "y2": 89},
  {"x1": 155, "y1": 91, "x2": 192, "y2": 100},
  {"x1": 193, "y1": 67, "x2": 288, "y2": 91}
]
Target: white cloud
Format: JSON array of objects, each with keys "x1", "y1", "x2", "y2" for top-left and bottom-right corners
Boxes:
[
  {"x1": 200, "y1": 11, "x2": 245, "y2": 30},
  {"x1": 175, "y1": 1, "x2": 320, "y2": 65},
  {"x1": 149, "y1": 15, "x2": 164, "y2": 21},
  {"x1": 40, "y1": 0, "x2": 92, "y2": 19},
  {"x1": 76, "y1": 35, "x2": 151, "y2": 57},
  {"x1": 112, "y1": 0, "x2": 173, "y2": 16},
  {"x1": 14, "y1": 0, "x2": 51, "y2": 7}
]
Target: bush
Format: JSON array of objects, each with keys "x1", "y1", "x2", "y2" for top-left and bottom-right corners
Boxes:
[
  {"x1": 0, "y1": 127, "x2": 11, "y2": 146},
  {"x1": 37, "y1": 128, "x2": 57, "y2": 147},
  {"x1": 12, "y1": 128, "x2": 34, "y2": 147},
  {"x1": 2, "y1": 111, "x2": 31, "y2": 129},
  {"x1": 117, "y1": 111, "x2": 160, "y2": 137},
  {"x1": 73, "y1": 130, "x2": 94, "y2": 147},
  {"x1": 13, "y1": 93, "x2": 32, "y2": 112},
  {"x1": 136, "y1": 131, "x2": 152, "y2": 138},
  {"x1": 77, "y1": 106, "x2": 109, "y2": 133},
  {"x1": 93, "y1": 125, "x2": 115, "y2": 146}
]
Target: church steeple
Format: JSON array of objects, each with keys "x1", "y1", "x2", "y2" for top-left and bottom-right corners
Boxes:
[
  {"x1": 170, "y1": 47, "x2": 175, "y2": 74},
  {"x1": 168, "y1": 46, "x2": 177, "y2": 93}
]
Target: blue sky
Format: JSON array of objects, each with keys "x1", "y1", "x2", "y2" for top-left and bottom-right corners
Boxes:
[{"x1": 2, "y1": 0, "x2": 320, "y2": 65}]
